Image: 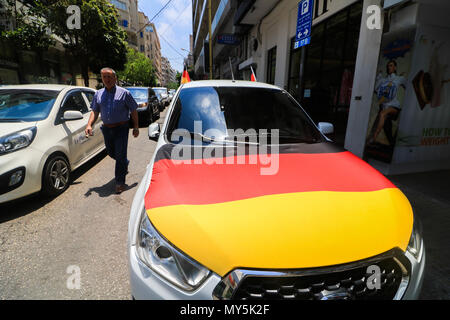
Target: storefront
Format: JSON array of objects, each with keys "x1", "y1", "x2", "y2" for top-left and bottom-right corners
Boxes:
[
  {"x1": 244, "y1": 0, "x2": 450, "y2": 173},
  {"x1": 288, "y1": 1, "x2": 363, "y2": 144},
  {"x1": 247, "y1": 0, "x2": 363, "y2": 146},
  {"x1": 360, "y1": 0, "x2": 450, "y2": 174}
]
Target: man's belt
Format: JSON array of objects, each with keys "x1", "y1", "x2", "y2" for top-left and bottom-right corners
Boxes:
[{"x1": 103, "y1": 120, "x2": 129, "y2": 128}]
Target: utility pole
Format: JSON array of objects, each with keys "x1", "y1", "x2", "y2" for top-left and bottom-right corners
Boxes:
[{"x1": 208, "y1": 0, "x2": 213, "y2": 80}]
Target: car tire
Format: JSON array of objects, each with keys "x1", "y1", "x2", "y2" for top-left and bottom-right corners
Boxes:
[{"x1": 42, "y1": 154, "x2": 71, "y2": 197}]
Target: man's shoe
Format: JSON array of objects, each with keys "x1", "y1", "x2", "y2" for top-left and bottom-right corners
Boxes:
[{"x1": 115, "y1": 184, "x2": 126, "y2": 194}]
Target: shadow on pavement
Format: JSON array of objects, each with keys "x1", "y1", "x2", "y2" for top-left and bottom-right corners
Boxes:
[
  {"x1": 0, "y1": 150, "x2": 107, "y2": 224},
  {"x1": 0, "y1": 193, "x2": 53, "y2": 223},
  {"x1": 84, "y1": 180, "x2": 138, "y2": 198}
]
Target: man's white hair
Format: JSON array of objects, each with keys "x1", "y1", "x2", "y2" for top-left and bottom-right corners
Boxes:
[{"x1": 100, "y1": 67, "x2": 116, "y2": 76}]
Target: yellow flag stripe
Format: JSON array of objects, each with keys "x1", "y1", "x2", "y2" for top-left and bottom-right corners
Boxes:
[{"x1": 147, "y1": 188, "x2": 413, "y2": 276}]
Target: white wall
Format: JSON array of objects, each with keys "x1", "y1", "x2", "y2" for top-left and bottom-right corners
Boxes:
[{"x1": 344, "y1": 0, "x2": 384, "y2": 158}]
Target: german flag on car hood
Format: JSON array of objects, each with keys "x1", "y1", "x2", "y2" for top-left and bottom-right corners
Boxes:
[{"x1": 144, "y1": 143, "x2": 413, "y2": 277}]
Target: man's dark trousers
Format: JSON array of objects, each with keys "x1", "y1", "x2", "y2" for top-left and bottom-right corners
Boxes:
[{"x1": 101, "y1": 123, "x2": 129, "y2": 185}]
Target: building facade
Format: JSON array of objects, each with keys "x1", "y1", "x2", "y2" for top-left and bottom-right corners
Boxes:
[
  {"x1": 138, "y1": 13, "x2": 163, "y2": 85},
  {"x1": 161, "y1": 56, "x2": 177, "y2": 86},
  {"x1": 111, "y1": 0, "x2": 162, "y2": 85},
  {"x1": 192, "y1": 0, "x2": 450, "y2": 174},
  {"x1": 111, "y1": 0, "x2": 139, "y2": 50}
]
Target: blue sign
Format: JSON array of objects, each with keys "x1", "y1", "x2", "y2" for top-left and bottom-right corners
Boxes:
[
  {"x1": 294, "y1": 0, "x2": 314, "y2": 49},
  {"x1": 217, "y1": 34, "x2": 240, "y2": 45}
]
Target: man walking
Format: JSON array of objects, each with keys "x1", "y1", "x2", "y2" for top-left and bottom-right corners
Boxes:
[{"x1": 85, "y1": 67, "x2": 139, "y2": 194}]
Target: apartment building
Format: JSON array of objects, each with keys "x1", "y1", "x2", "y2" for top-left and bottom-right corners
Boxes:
[
  {"x1": 192, "y1": 0, "x2": 450, "y2": 175},
  {"x1": 192, "y1": 0, "x2": 223, "y2": 77},
  {"x1": 111, "y1": 0, "x2": 139, "y2": 50},
  {"x1": 138, "y1": 12, "x2": 163, "y2": 85},
  {"x1": 111, "y1": 0, "x2": 162, "y2": 85},
  {"x1": 148, "y1": 23, "x2": 163, "y2": 86},
  {"x1": 184, "y1": 34, "x2": 194, "y2": 68}
]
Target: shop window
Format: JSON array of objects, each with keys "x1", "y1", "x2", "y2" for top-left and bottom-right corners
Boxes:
[
  {"x1": 287, "y1": 0, "x2": 362, "y2": 144},
  {"x1": 267, "y1": 46, "x2": 277, "y2": 85}
]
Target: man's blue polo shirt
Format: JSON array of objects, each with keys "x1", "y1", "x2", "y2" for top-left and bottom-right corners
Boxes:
[{"x1": 91, "y1": 86, "x2": 138, "y2": 125}]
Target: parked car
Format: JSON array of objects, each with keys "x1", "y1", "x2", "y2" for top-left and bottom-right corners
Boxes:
[
  {"x1": 168, "y1": 89, "x2": 176, "y2": 102},
  {"x1": 154, "y1": 91, "x2": 165, "y2": 112},
  {"x1": 0, "y1": 85, "x2": 105, "y2": 204},
  {"x1": 128, "y1": 80, "x2": 425, "y2": 300},
  {"x1": 125, "y1": 87, "x2": 160, "y2": 125},
  {"x1": 152, "y1": 87, "x2": 169, "y2": 108}
]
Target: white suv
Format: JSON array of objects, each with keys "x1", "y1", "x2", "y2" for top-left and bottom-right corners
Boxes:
[{"x1": 0, "y1": 85, "x2": 105, "y2": 204}]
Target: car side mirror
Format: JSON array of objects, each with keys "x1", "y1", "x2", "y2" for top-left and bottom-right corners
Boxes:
[
  {"x1": 148, "y1": 122, "x2": 160, "y2": 141},
  {"x1": 318, "y1": 122, "x2": 334, "y2": 135},
  {"x1": 63, "y1": 110, "x2": 83, "y2": 121}
]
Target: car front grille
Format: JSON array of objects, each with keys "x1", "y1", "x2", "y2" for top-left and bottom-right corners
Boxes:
[{"x1": 213, "y1": 249, "x2": 410, "y2": 300}]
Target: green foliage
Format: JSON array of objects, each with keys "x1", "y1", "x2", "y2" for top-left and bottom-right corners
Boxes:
[
  {"x1": 117, "y1": 47, "x2": 157, "y2": 87},
  {"x1": 5, "y1": 0, "x2": 128, "y2": 86},
  {"x1": 167, "y1": 81, "x2": 179, "y2": 90},
  {"x1": 0, "y1": 0, "x2": 55, "y2": 51},
  {"x1": 175, "y1": 72, "x2": 182, "y2": 84}
]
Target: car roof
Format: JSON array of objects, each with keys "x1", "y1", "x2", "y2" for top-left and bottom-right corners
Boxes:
[
  {"x1": 125, "y1": 86, "x2": 149, "y2": 89},
  {"x1": 0, "y1": 84, "x2": 94, "y2": 91},
  {"x1": 180, "y1": 80, "x2": 282, "y2": 91}
]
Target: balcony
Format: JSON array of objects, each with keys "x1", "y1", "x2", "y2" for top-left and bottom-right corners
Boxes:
[{"x1": 234, "y1": 0, "x2": 279, "y2": 25}]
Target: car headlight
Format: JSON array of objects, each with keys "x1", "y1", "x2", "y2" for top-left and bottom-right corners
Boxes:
[
  {"x1": 0, "y1": 127, "x2": 37, "y2": 155},
  {"x1": 136, "y1": 209, "x2": 211, "y2": 291},
  {"x1": 407, "y1": 216, "x2": 423, "y2": 261}
]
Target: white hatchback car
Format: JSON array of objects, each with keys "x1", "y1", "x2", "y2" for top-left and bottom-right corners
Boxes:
[{"x1": 0, "y1": 84, "x2": 105, "y2": 204}]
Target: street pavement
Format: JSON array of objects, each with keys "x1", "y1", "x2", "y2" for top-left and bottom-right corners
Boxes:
[
  {"x1": 0, "y1": 110, "x2": 166, "y2": 299},
  {"x1": 0, "y1": 108, "x2": 448, "y2": 299},
  {"x1": 388, "y1": 170, "x2": 450, "y2": 300}
]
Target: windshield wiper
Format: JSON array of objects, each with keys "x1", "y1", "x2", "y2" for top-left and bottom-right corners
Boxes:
[
  {"x1": 225, "y1": 132, "x2": 319, "y2": 144},
  {"x1": 0, "y1": 118, "x2": 25, "y2": 122},
  {"x1": 187, "y1": 131, "x2": 228, "y2": 144}
]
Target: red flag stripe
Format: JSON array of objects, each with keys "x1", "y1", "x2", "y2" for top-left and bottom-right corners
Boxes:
[{"x1": 144, "y1": 151, "x2": 396, "y2": 209}]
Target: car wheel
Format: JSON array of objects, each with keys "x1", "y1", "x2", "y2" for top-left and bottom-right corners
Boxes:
[{"x1": 42, "y1": 154, "x2": 70, "y2": 197}]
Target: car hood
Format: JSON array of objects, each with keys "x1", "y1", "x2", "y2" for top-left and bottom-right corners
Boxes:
[
  {"x1": 0, "y1": 121, "x2": 37, "y2": 137},
  {"x1": 144, "y1": 143, "x2": 413, "y2": 277}
]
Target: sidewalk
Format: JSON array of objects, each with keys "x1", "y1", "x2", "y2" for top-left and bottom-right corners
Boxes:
[{"x1": 387, "y1": 170, "x2": 450, "y2": 300}]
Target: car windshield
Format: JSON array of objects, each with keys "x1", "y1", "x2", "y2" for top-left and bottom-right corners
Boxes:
[
  {"x1": 166, "y1": 86, "x2": 324, "y2": 145},
  {"x1": 0, "y1": 89, "x2": 59, "y2": 122},
  {"x1": 127, "y1": 88, "x2": 148, "y2": 101}
]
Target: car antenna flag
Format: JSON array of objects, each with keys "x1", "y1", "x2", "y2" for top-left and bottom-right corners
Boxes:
[
  {"x1": 181, "y1": 64, "x2": 191, "y2": 84},
  {"x1": 250, "y1": 66, "x2": 257, "y2": 82}
]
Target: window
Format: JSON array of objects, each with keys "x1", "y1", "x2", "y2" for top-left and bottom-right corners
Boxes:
[
  {"x1": 82, "y1": 91, "x2": 95, "y2": 106},
  {"x1": 140, "y1": 32, "x2": 143, "y2": 38},
  {"x1": 140, "y1": 45, "x2": 145, "y2": 52},
  {"x1": 111, "y1": 0, "x2": 127, "y2": 11},
  {"x1": 60, "y1": 91, "x2": 88, "y2": 116},
  {"x1": 122, "y1": 20, "x2": 128, "y2": 28},
  {"x1": 267, "y1": 46, "x2": 277, "y2": 85}
]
